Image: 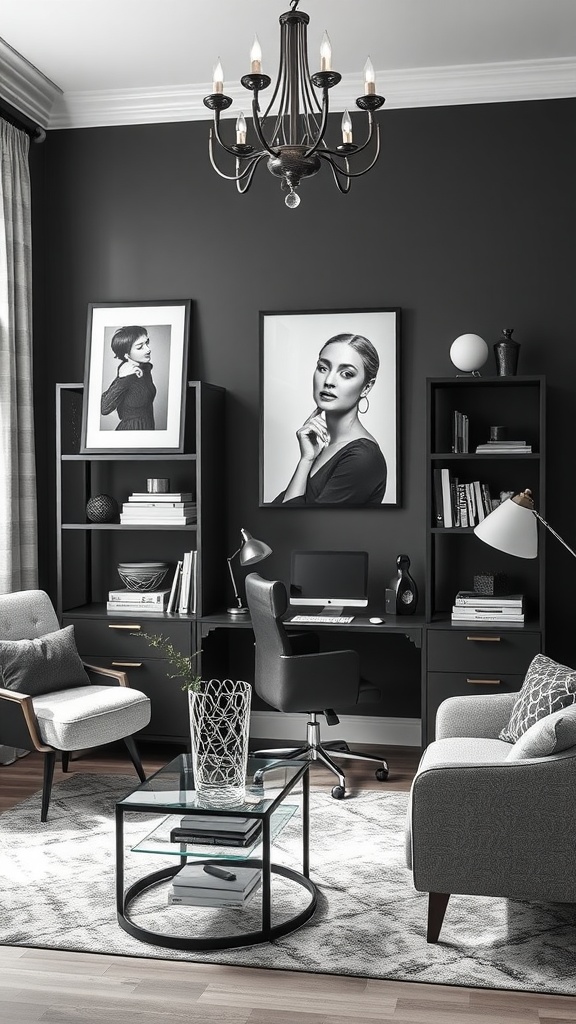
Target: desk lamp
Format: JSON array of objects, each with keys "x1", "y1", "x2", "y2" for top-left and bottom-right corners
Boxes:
[
  {"x1": 227, "y1": 528, "x2": 272, "y2": 616},
  {"x1": 474, "y1": 488, "x2": 576, "y2": 560}
]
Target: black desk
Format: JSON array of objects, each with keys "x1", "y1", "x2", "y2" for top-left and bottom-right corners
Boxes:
[{"x1": 198, "y1": 612, "x2": 427, "y2": 746}]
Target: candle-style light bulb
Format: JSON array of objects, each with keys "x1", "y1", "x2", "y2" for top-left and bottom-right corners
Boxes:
[
  {"x1": 364, "y1": 57, "x2": 375, "y2": 95},
  {"x1": 213, "y1": 59, "x2": 224, "y2": 94},
  {"x1": 236, "y1": 112, "x2": 247, "y2": 146},
  {"x1": 341, "y1": 109, "x2": 353, "y2": 144},
  {"x1": 250, "y1": 35, "x2": 262, "y2": 74},
  {"x1": 320, "y1": 31, "x2": 332, "y2": 72}
]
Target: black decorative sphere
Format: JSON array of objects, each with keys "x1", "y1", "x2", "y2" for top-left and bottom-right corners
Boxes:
[{"x1": 86, "y1": 494, "x2": 119, "y2": 523}]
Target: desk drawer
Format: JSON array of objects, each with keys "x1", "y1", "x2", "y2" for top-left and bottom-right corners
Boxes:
[
  {"x1": 65, "y1": 615, "x2": 193, "y2": 660},
  {"x1": 84, "y1": 655, "x2": 189, "y2": 740},
  {"x1": 428, "y1": 629, "x2": 540, "y2": 673},
  {"x1": 428, "y1": 671, "x2": 524, "y2": 740}
]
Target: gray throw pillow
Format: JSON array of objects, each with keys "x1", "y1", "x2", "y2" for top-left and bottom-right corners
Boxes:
[
  {"x1": 506, "y1": 704, "x2": 576, "y2": 760},
  {"x1": 499, "y1": 653, "x2": 576, "y2": 743},
  {"x1": 0, "y1": 625, "x2": 91, "y2": 696}
]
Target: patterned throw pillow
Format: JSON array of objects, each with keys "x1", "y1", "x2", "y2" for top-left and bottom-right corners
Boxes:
[
  {"x1": 0, "y1": 625, "x2": 91, "y2": 697},
  {"x1": 499, "y1": 653, "x2": 576, "y2": 743}
]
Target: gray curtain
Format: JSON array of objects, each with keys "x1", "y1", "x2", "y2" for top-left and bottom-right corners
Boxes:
[{"x1": 0, "y1": 117, "x2": 38, "y2": 765}]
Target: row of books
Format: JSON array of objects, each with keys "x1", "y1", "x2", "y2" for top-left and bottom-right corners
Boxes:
[
  {"x1": 452, "y1": 410, "x2": 469, "y2": 453},
  {"x1": 451, "y1": 590, "x2": 524, "y2": 624},
  {"x1": 119, "y1": 490, "x2": 197, "y2": 526},
  {"x1": 451, "y1": 411, "x2": 532, "y2": 454},
  {"x1": 106, "y1": 550, "x2": 197, "y2": 613},
  {"x1": 433, "y1": 468, "x2": 498, "y2": 528}
]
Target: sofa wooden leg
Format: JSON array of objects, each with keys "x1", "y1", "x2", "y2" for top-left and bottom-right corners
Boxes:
[{"x1": 427, "y1": 892, "x2": 450, "y2": 943}]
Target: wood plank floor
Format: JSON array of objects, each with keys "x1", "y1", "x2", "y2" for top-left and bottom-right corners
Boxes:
[{"x1": 1, "y1": 741, "x2": 575, "y2": 1024}]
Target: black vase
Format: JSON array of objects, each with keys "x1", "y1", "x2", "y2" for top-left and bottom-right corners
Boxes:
[{"x1": 494, "y1": 328, "x2": 520, "y2": 376}]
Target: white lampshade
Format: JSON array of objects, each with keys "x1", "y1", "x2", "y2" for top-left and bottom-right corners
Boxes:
[
  {"x1": 450, "y1": 334, "x2": 488, "y2": 373},
  {"x1": 474, "y1": 498, "x2": 538, "y2": 558}
]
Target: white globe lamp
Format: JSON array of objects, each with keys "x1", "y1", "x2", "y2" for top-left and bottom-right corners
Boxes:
[{"x1": 450, "y1": 333, "x2": 489, "y2": 374}]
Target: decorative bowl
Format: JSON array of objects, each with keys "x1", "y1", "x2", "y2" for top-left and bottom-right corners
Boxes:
[{"x1": 117, "y1": 562, "x2": 169, "y2": 592}]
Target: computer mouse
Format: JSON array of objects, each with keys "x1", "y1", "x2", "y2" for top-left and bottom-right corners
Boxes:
[{"x1": 369, "y1": 617, "x2": 384, "y2": 624}]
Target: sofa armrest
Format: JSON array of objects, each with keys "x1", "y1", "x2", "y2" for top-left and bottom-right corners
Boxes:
[
  {"x1": 410, "y1": 751, "x2": 576, "y2": 901},
  {"x1": 435, "y1": 691, "x2": 518, "y2": 739},
  {"x1": 82, "y1": 662, "x2": 130, "y2": 687},
  {"x1": 0, "y1": 687, "x2": 51, "y2": 752}
]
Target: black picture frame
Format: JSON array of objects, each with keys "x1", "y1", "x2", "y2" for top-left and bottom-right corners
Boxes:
[
  {"x1": 259, "y1": 307, "x2": 400, "y2": 507},
  {"x1": 80, "y1": 300, "x2": 191, "y2": 454}
]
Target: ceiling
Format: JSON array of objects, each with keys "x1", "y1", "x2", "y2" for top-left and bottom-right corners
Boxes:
[{"x1": 2, "y1": 0, "x2": 576, "y2": 130}]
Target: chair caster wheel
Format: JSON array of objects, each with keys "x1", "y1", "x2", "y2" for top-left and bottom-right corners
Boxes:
[
  {"x1": 331, "y1": 785, "x2": 345, "y2": 799},
  {"x1": 375, "y1": 765, "x2": 389, "y2": 781}
]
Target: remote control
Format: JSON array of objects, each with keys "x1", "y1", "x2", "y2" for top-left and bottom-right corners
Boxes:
[{"x1": 203, "y1": 864, "x2": 237, "y2": 881}]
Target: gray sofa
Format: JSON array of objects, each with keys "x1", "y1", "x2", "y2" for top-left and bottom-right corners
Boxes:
[{"x1": 406, "y1": 691, "x2": 576, "y2": 942}]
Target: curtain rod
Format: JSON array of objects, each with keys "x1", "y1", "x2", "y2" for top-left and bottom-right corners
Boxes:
[{"x1": 0, "y1": 98, "x2": 46, "y2": 143}]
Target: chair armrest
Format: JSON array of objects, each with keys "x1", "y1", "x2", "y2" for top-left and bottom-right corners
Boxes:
[
  {"x1": 410, "y1": 752, "x2": 576, "y2": 901},
  {"x1": 435, "y1": 691, "x2": 518, "y2": 739},
  {"x1": 82, "y1": 662, "x2": 130, "y2": 687},
  {"x1": 0, "y1": 687, "x2": 51, "y2": 752}
]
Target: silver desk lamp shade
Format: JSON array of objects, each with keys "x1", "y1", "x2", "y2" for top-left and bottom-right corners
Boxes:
[
  {"x1": 227, "y1": 528, "x2": 272, "y2": 616},
  {"x1": 474, "y1": 488, "x2": 576, "y2": 561}
]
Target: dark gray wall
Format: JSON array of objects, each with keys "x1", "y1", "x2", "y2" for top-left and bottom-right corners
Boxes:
[{"x1": 32, "y1": 99, "x2": 576, "y2": 685}]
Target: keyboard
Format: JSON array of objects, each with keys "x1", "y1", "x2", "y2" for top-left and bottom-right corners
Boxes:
[{"x1": 289, "y1": 614, "x2": 355, "y2": 624}]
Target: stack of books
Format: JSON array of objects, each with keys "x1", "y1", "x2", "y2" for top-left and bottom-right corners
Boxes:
[
  {"x1": 168, "y1": 861, "x2": 261, "y2": 909},
  {"x1": 120, "y1": 491, "x2": 197, "y2": 526},
  {"x1": 106, "y1": 588, "x2": 171, "y2": 613},
  {"x1": 451, "y1": 591, "x2": 524, "y2": 625},
  {"x1": 475, "y1": 439, "x2": 532, "y2": 454},
  {"x1": 169, "y1": 814, "x2": 262, "y2": 848}
]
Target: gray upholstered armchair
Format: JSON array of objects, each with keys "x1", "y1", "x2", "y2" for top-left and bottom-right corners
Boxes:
[
  {"x1": 0, "y1": 590, "x2": 151, "y2": 821},
  {"x1": 406, "y1": 690, "x2": 576, "y2": 942}
]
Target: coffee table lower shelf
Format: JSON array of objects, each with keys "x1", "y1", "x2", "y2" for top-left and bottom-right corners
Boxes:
[{"x1": 117, "y1": 858, "x2": 318, "y2": 951}]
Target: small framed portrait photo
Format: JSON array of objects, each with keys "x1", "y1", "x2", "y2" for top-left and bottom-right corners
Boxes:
[
  {"x1": 260, "y1": 307, "x2": 400, "y2": 508},
  {"x1": 80, "y1": 300, "x2": 191, "y2": 454}
]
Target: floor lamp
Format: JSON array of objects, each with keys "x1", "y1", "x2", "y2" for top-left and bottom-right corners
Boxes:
[
  {"x1": 227, "y1": 528, "x2": 272, "y2": 616},
  {"x1": 474, "y1": 488, "x2": 576, "y2": 560}
]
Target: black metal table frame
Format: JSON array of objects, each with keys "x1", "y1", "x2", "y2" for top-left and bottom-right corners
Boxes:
[{"x1": 115, "y1": 760, "x2": 317, "y2": 950}]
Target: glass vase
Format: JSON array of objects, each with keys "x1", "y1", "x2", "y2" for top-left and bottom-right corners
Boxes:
[{"x1": 188, "y1": 679, "x2": 252, "y2": 807}]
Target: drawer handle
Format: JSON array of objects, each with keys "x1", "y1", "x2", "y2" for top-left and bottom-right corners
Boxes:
[
  {"x1": 112, "y1": 661, "x2": 143, "y2": 668},
  {"x1": 108, "y1": 623, "x2": 141, "y2": 630},
  {"x1": 466, "y1": 678, "x2": 502, "y2": 686},
  {"x1": 465, "y1": 635, "x2": 501, "y2": 642}
]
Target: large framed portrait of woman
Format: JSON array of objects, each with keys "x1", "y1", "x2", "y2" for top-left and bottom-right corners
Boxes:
[
  {"x1": 80, "y1": 300, "x2": 191, "y2": 454},
  {"x1": 259, "y1": 307, "x2": 400, "y2": 508}
]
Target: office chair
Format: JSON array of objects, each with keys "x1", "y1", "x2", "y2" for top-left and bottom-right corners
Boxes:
[{"x1": 245, "y1": 572, "x2": 389, "y2": 798}]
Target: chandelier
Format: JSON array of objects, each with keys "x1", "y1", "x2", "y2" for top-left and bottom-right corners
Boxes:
[{"x1": 203, "y1": 0, "x2": 385, "y2": 208}]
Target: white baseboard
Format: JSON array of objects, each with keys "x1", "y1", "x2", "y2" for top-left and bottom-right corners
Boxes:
[{"x1": 249, "y1": 711, "x2": 421, "y2": 748}]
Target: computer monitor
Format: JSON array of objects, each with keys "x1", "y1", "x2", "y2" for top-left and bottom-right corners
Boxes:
[{"x1": 289, "y1": 550, "x2": 369, "y2": 612}]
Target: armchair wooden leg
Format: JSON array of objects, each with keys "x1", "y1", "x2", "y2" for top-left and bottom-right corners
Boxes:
[
  {"x1": 41, "y1": 751, "x2": 57, "y2": 823},
  {"x1": 61, "y1": 751, "x2": 70, "y2": 773},
  {"x1": 123, "y1": 736, "x2": 147, "y2": 783},
  {"x1": 427, "y1": 892, "x2": 450, "y2": 943}
]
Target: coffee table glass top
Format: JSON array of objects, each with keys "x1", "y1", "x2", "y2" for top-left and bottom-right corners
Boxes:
[{"x1": 118, "y1": 753, "x2": 306, "y2": 816}]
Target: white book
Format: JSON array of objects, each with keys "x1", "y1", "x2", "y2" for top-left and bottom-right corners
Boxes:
[
  {"x1": 167, "y1": 561, "x2": 183, "y2": 614},
  {"x1": 121, "y1": 504, "x2": 195, "y2": 514},
  {"x1": 451, "y1": 609, "x2": 524, "y2": 620},
  {"x1": 108, "y1": 588, "x2": 170, "y2": 604},
  {"x1": 129, "y1": 492, "x2": 193, "y2": 502},
  {"x1": 168, "y1": 889, "x2": 259, "y2": 909},
  {"x1": 173, "y1": 863, "x2": 260, "y2": 893},
  {"x1": 455, "y1": 592, "x2": 523, "y2": 607},
  {"x1": 189, "y1": 550, "x2": 197, "y2": 613},
  {"x1": 106, "y1": 603, "x2": 168, "y2": 613},
  {"x1": 120, "y1": 516, "x2": 196, "y2": 526},
  {"x1": 126, "y1": 501, "x2": 195, "y2": 509},
  {"x1": 440, "y1": 468, "x2": 452, "y2": 529},
  {"x1": 178, "y1": 551, "x2": 192, "y2": 613}
]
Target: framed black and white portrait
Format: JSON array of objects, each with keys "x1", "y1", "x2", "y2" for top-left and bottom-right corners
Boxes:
[
  {"x1": 260, "y1": 307, "x2": 400, "y2": 507},
  {"x1": 80, "y1": 300, "x2": 191, "y2": 454}
]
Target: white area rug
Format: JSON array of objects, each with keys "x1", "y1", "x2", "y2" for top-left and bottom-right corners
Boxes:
[{"x1": 1, "y1": 773, "x2": 576, "y2": 994}]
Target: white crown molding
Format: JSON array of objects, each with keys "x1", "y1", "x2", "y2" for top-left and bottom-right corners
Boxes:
[
  {"x1": 47, "y1": 56, "x2": 576, "y2": 129},
  {"x1": 2, "y1": 37, "x2": 575, "y2": 131},
  {"x1": 0, "y1": 37, "x2": 62, "y2": 127},
  {"x1": 249, "y1": 711, "x2": 421, "y2": 748}
]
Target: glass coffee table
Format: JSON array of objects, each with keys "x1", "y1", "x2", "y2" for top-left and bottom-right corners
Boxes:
[{"x1": 115, "y1": 754, "x2": 317, "y2": 950}]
